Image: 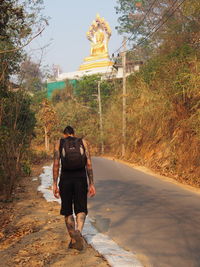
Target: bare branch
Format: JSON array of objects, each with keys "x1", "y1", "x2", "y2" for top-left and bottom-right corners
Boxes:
[
  {"x1": 0, "y1": 62, "x2": 8, "y2": 82},
  {"x1": 0, "y1": 27, "x2": 45, "y2": 54}
]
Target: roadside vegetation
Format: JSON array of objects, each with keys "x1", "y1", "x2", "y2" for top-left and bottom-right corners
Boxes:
[
  {"x1": 0, "y1": 0, "x2": 199, "y2": 200},
  {"x1": 110, "y1": 0, "x2": 200, "y2": 186},
  {"x1": 0, "y1": 0, "x2": 48, "y2": 198}
]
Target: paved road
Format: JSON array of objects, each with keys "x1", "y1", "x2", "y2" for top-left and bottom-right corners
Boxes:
[{"x1": 88, "y1": 157, "x2": 200, "y2": 267}]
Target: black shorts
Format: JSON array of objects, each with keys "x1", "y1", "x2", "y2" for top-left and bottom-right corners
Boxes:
[{"x1": 59, "y1": 177, "x2": 88, "y2": 216}]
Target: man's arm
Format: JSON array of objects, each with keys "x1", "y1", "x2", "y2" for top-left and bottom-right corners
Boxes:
[
  {"x1": 82, "y1": 139, "x2": 93, "y2": 185},
  {"x1": 53, "y1": 140, "x2": 60, "y2": 198},
  {"x1": 82, "y1": 139, "x2": 96, "y2": 197}
]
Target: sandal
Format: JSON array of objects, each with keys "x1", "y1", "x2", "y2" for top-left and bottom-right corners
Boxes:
[{"x1": 71, "y1": 230, "x2": 86, "y2": 251}]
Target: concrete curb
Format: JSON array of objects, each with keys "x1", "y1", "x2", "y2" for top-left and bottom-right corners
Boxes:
[{"x1": 83, "y1": 217, "x2": 143, "y2": 267}]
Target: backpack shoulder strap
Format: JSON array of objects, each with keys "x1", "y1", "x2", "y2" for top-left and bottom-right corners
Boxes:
[
  {"x1": 59, "y1": 138, "x2": 67, "y2": 154},
  {"x1": 80, "y1": 138, "x2": 86, "y2": 152},
  {"x1": 72, "y1": 137, "x2": 80, "y2": 149}
]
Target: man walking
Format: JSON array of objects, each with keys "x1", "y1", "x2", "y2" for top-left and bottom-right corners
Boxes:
[{"x1": 52, "y1": 126, "x2": 96, "y2": 251}]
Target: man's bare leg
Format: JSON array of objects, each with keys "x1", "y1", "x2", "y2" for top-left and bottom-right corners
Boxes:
[
  {"x1": 65, "y1": 215, "x2": 76, "y2": 243},
  {"x1": 76, "y1": 212, "x2": 86, "y2": 233},
  {"x1": 65, "y1": 213, "x2": 86, "y2": 250}
]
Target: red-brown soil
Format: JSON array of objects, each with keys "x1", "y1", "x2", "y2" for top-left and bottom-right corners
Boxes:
[{"x1": 0, "y1": 163, "x2": 109, "y2": 267}]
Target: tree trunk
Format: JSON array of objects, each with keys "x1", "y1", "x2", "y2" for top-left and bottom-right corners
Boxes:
[
  {"x1": 44, "y1": 126, "x2": 48, "y2": 151},
  {"x1": 47, "y1": 135, "x2": 50, "y2": 152}
]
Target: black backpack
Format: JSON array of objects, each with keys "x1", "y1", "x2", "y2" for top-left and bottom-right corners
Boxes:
[{"x1": 60, "y1": 137, "x2": 87, "y2": 170}]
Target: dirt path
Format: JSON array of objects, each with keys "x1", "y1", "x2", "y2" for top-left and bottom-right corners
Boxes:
[{"x1": 0, "y1": 163, "x2": 109, "y2": 267}]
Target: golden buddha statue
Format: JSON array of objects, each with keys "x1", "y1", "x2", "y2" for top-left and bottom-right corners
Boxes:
[
  {"x1": 79, "y1": 14, "x2": 113, "y2": 71},
  {"x1": 91, "y1": 30, "x2": 107, "y2": 56}
]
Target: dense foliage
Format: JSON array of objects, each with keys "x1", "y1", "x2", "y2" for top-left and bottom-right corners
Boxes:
[
  {"x1": 0, "y1": 91, "x2": 35, "y2": 197},
  {"x1": 101, "y1": 0, "x2": 200, "y2": 185},
  {"x1": 115, "y1": 0, "x2": 200, "y2": 61},
  {"x1": 0, "y1": 0, "x2": 46, "y2": 198},
  {"x1": 48, "y1": 76, "x2": 115, "y2": 151},
  {"x1": 103, "y1": 44, "x2": 200, "y2": 185}
]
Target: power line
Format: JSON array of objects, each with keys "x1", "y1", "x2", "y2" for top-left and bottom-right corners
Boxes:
[
  {"x1": 106, "y1": 0, "x2": 187, "y2": 79},
  {"x1": 106, "y1": 0, "x2": 178, "y2": 78},
  {"x1": 103, "y1": 0, "x2": 159, "y2": 79},
  {"x1": 113, "y1": 0, "x2": 159, "y2": 55},
  {"x1": 125, "y1": 0, "x2": 187, "y2": 53}
]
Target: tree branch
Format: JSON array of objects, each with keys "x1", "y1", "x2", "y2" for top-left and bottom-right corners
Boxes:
[
  {"x1": 0, "y1": 62, "x2": 8, "y2": 82},
  {"x1": 0, "y1": 27, "x2": 45, "y2": 54}
]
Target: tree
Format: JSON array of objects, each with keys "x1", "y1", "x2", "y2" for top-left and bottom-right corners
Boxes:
[
  {"x1": 115, "y1": 0, "x2": 200, "y2": 54},
  {"x1": 74, "y1": 74, "x2": 114, "y2": 110},
  {"x1": 0, "y1": 90, "x2": 35, "y2": 197},
  {"x1": 51, "y1": 75, "x2": 115, "y2": 153},
  {"x1": 0, "y1": 0, "x2": 47, "y2": 90},
  {"x1": 0, "y1": 0, "x2": 47, "y2": 198},
  {"x1": 101, "y1": 0, "x2": 200, "y2": 186},
  {"x1": 19, "y1": 57, "x2": 43, "y2": 92},
  {"x1": 36, "y1": 99, "x2": 58, "y2": 151}
]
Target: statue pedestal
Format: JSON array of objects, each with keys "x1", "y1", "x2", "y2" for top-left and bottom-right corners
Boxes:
[{"x1": 79, "y1": 54, "x2": 113, "y2": 71}]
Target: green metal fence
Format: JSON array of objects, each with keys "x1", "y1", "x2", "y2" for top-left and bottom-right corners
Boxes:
[{"x1": 47, "y1": 80, "x2": 77, "y2": 98}]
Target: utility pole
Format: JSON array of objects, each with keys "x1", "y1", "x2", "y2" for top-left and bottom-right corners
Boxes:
[
  {"x1": 122, "y1": 37, "x2": 127, "y2": 157},
  {"x1": 98, "y1": 81, "x2": 104, "y2": 154}
]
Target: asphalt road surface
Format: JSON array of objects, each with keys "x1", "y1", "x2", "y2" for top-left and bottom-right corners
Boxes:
[{"x1": 88, "y1": 157, "x2": 200, "y2": 267}]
